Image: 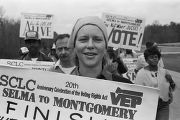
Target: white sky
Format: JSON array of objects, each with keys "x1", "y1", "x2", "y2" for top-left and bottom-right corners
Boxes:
[{"x1": 1, "y1": 0, "x2": 180, "y2": 33}]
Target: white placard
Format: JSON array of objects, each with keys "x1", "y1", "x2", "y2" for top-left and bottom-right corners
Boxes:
[
  {"x1": 123, "y1": 58, "x2": 138, "y2": 82},
  {"x1": 20, "y1": 13, "x2": 54, "y2": 39},
  {"x1": 0, "y1": 66, "x2": 159, "y2": 120},
  {"x1": 102, "y1": 13, "x2": 145, "y2": 51}
]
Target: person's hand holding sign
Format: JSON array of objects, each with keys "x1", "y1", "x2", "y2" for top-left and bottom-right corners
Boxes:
[{"x1": 103, "y1": 59, "x2": 118, "y2": 74}]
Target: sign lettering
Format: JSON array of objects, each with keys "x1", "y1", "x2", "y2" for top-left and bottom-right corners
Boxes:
[
  {"x1": 20, "y1": 13, "x2": 54, "y2": 39},
  {"x1": 102, "y1": 13, "x2": 145, "y2": 51},
  {"x1": 0, "y1": 66, "x2": 159, "y2": 120}
]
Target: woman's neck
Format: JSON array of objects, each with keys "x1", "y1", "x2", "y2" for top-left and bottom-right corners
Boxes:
[
  {"x1": 147, "y1": 65, "x2": 158, "y2": 71},
  {"x1": 79, "y1": 63, "x2": 102, "y2": 78}
]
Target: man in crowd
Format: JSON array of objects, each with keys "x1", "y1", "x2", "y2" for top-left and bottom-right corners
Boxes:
[
  {"x1": 18, "y1": 47, "x2": 29, "y2": 57},
  {"x1": 19, "y1": 31, "x2": 53, "y2": 62},
  {"x1": 50, "y1": 34, "x2": 75, "y2": 74},
  {"x1": 48, "y1": 43, "x2": 58, "y2": 62},
  {"x1": 135, "y1": 41, "x2": 164, "y2": 72}
]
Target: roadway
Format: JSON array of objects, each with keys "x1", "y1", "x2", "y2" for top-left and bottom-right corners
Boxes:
[{"x1": 169, "y1": 70, "x2": 180, "y2": 120}]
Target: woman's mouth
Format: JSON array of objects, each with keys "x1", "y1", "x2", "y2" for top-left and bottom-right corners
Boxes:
[{"x1": 84, "y1": 52, "x2": 97, "y2": 58}]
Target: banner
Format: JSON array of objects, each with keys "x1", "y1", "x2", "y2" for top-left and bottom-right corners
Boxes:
[
  {"x1": 122, "y1": 58, "x2": 138, "y2": 83},
  {"x1": 0, "y1": 66, "x2": 159, "y2": 120},
  {"x1": 20, "y1": 13, "x2": 54, "y2": 39},
  {"x1": 102, "y1": 13, "x2": 145, "y2": 51},
  {"x1": 0, "y1": 59, "x2": 55, "y2": 71}
]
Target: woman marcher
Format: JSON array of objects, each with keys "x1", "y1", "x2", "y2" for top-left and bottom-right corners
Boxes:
[
  {"x1": 135, "y1": 46, "x2": 176, "y2": 120},
  {"x1": 68, "y1": 16, "x2": 132, "y2": 84}
]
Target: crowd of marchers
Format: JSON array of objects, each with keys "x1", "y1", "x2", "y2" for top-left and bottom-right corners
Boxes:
[{"x1": 18, "y1": 16, "x2": 176, "y2": 120}]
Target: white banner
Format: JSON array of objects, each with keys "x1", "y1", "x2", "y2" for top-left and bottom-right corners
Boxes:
[
  {"x1": 20, "y1": 13, "x2": 54, "y2": 39},
  {"x1": 123, "y1": 58, "x2": 138, "y2": 83},
  {"x1": 0, "y1": 66, "x2": 159, "y2": 120},
  {"x1": 102, "y1": 13, "x2": 145, "y2": 51},
  {"x1": 0, "y1": 59, "x2": 54, "y2": 71}
]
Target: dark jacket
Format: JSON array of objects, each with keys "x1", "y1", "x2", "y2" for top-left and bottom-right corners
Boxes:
[
  {"x1": 115, "y1": 57, "x2": 128, "y2": 74},
  {"x1": 19, "y1": 52, "x2": 53, "y2": 62},
  {"x1": 107, "y1": 48, "x2": 128, "y2": 75},
  {"x1": 71, "y1": 67, "x2": 133, "y2": 84}
]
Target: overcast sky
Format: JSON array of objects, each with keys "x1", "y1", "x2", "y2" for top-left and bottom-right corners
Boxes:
[{"x1": 1, "y1": 0, "x2": 180, "y2": 33}]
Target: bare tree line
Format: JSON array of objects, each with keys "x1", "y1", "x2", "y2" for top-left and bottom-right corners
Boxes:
[{"x1": 0, "y1": 6, "x2": 180, "y2": 59}]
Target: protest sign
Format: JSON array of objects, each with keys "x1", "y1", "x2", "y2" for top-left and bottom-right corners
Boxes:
[
  {"x1": 102, "y1": 13, "x2": 145, "y2": 51},
  {"x1": 20, "y1": 13, "x2": 54, "y2": 39},
  {"x1": 0, "y1": 66, "x2": 159, "y2": 120},
  {"x1": 122, "y1": 58, "x2": 138, "y2": 83},
  {"x1": 0, "y1": 59, "x2": 54, "y2": 71}
]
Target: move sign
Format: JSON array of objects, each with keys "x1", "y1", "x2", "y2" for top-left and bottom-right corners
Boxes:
[
  {"x1": 102, "y1": 13, "x2": 145, "y2": 51},
  {"x1": 0, "y1": 66, "x2": 159, "y2": 120}
]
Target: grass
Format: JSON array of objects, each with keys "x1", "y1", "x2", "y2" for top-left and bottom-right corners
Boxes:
[{"x1": 162, "y1": 54, "x2": 180, "y2": 73}]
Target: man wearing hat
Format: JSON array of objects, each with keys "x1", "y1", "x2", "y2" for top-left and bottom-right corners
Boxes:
[{"x1": 20, "y1": 31, "x2": 53, "y2": 61}]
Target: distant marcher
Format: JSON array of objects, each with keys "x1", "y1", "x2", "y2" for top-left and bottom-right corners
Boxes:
[
  {"x1": 68, "y1": 16, "x2": 132, "y2": 84},
  {"x1": 48, "y1": 43, "x2": 58, "y2": 62},
  {"x1": 50, "y1": 34, "x2": 75, "y2": 74},
  {"x1": 119, "y1": 48, "x2": 126, "y2": 58},
  {"x1": 19, "y1": 31, "x2": 53, "y2": 62},
  {"x1": 19, "y1": 47, "x2": 29, "y2": 57},
  {"x1": 135, "y1": 46, "x2": 176, "y2": 120},
  {"x1": 121, "y1": 49, "x2": 137, "y2": 58},
  {"x1": 136, "y1": 41, "x2": 164, "y2": 72},
  {"x1": 40, "y1": 46, "x2": 51, "y2": 57},
  {"x1": 105, "y1": 47, "x2": 128, "y2": 76}
]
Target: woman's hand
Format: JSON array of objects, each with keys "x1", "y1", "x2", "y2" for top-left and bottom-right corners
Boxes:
[
  {"x1": 165, "y1": 73, "x2": 176, "y2": 91},
  {"x1": 104, "y1": 60, "x2": 118, "y2": 74}
]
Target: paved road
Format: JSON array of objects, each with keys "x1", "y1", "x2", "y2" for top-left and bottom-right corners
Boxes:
[
  {"x1": 162, "y1": 52, "x2": 180, "y2": 54},
  {"x1": 168, "y1": 70, "x2": 180, "y2": 120},
  {"x1": 140, "y1": 45, "x2": 180, "y2": 53}
]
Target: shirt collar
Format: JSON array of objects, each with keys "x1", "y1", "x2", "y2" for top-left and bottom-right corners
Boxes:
[{"x1": 54, "y1": 59, "x2": 61, "y2": 67}]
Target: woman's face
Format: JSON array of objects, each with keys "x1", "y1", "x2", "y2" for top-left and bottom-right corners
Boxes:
[
  {"x1": 75, "y1": 25, "x2": 106, "y2": 67},
  {"x1": 146, "y1": 54, "x2": 159, "y2": 67}
]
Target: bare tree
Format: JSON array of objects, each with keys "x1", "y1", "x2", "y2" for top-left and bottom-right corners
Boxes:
[
  {"x1": 0, "y1": 6, "x2": 5, "y2": 58},
  {"x1": 0, "y1": 6, "x2": 5, "y2": 19}
]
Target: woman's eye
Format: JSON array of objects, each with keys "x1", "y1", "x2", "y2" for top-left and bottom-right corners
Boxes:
[
  {"x1": 94, "y1": 37, "x2": 103, "y2": 42},
  {"x1": 78, "y1": 37, "x2": 88, "y2": 42}
]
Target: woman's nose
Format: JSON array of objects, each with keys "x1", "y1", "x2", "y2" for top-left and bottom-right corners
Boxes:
[{"x1": 87, "y1": 38, "x2": 94, "y2": 49}]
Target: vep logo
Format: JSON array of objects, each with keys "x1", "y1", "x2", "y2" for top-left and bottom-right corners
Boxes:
[{"x1": 110, "y1": 87, "x2": 143, "y2": 108}]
